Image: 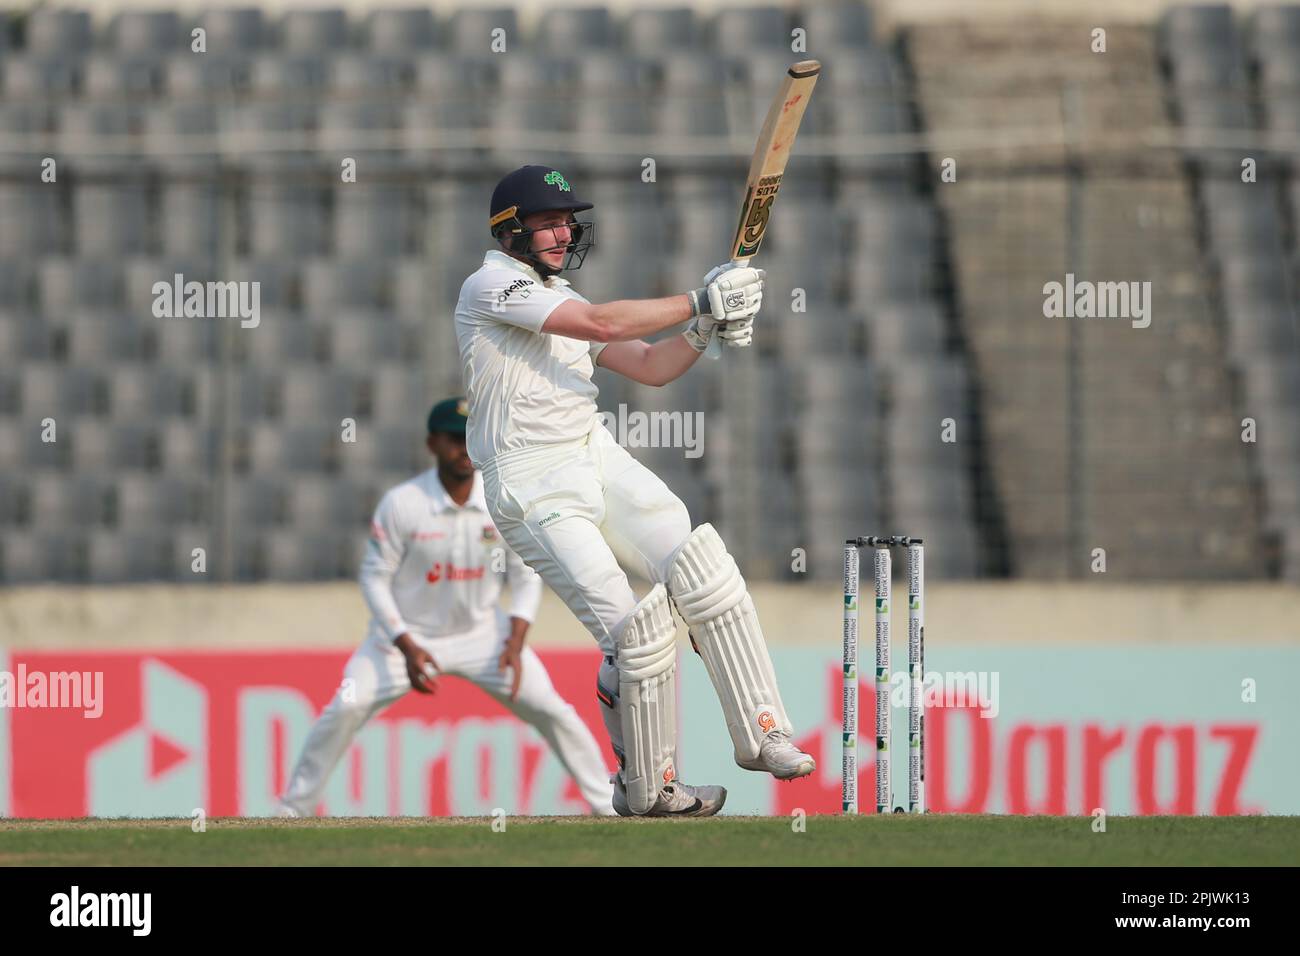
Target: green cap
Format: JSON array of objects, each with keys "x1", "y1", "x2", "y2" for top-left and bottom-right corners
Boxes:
[{"x1": 427, "y1": 397, "x2": 469, "y2": 435}]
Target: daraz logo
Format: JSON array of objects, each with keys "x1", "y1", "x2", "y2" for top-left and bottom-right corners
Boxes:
[{"x1": 543, "y1": 171, "x2": 571, "y2": 191}]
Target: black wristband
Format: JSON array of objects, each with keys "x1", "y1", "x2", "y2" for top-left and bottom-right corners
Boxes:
[{"x1": 687, "y1": 287, "x2": 708, "y2": 317}]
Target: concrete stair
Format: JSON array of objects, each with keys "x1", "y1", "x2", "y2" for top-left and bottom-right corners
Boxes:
[{"x1": 905, "y1": 20, "x2": 1268, "y2": 579}]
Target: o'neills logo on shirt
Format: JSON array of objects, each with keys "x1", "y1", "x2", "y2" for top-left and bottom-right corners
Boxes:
[
  {"x1": 426, "y1": 562, "x2": 486, "y2": 583},
  {"x1": 495, "y1": 278, "x2": 534, "y2": 305}
]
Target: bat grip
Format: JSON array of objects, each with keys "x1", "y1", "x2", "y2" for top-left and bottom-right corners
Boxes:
[{"x1": 703, "y1": 257, "x2": 750, "y2": 362}]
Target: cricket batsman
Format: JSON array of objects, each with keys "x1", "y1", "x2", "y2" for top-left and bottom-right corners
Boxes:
[
  {"x1": 278, "y1": 397, "x2": 616, "y2": 817},
  {"x1": 455, "y1": 165, "x2": 816, "y2": 818}
]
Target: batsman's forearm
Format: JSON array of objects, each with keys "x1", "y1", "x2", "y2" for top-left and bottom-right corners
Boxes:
[
  {"x1": 592, "y1": 295, "x2": 695, "y2": 342},
  {"x1": 642, "y1": 333, "x2": 704, "y2": 386}
]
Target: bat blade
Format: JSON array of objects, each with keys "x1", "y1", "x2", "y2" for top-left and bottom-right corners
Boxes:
[
  {"x1": 706, "y1": 59, "x2": 820, "y2": 360},
  {"x1": 730, "y1": 60, "x2": 821, "y2": 263}
]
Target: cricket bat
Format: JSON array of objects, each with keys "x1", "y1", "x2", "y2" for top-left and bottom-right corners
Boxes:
[{"x1": 705, "y1": 59, "x2": 821, "y2": 360}]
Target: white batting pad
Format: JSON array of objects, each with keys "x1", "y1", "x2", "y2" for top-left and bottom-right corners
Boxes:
[
  {"x1": 616, "y1": 583, "x2": 679, "y2": 815},
  {"x1": 669, "y1": 523, "x2": 792, "y2": 762}
]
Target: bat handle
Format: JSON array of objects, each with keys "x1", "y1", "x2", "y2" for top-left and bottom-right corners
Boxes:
[{"x1": 703, "y1": 257, "x2": 750, "y2": 362}]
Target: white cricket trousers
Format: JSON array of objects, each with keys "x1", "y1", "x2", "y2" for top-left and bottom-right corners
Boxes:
[
  {"x1": 279, "y1": 613, "x2": 616, "y2": 816},
  {"x1": 481, "y1": 420, "x2": 696, "y2": 768},
  {"x1": 481, "y1": 419, "x2": 694, "y2": 658}
]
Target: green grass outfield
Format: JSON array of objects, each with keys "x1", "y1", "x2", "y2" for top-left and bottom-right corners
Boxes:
[{"x1": 1, "y1": 815, "x2": 1296, "y2": 866}]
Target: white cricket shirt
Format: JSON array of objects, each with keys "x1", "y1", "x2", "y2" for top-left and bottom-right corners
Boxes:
[
  {"x1": 359, "y1": 467, "x2": 542, "y2": 643},
  {"x1": 454, "y1": 249, "x2": 608, "y2": 468}
]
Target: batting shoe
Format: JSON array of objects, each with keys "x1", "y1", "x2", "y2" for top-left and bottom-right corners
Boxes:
[
  {"x1": 612, "y1": 775, "x2": 727, "y2": 818},
  {"x1": 737, "y1": 730, "x2": 816, "y2": 780}
]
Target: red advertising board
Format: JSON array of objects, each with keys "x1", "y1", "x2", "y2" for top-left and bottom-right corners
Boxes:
[{"x1": 4, "y1": 650, "x2": 615, "y2": 818}]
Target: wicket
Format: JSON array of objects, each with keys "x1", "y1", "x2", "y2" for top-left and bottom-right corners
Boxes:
[{"x1": 843, "y1": 536, "x2": 925, "y2": 815}]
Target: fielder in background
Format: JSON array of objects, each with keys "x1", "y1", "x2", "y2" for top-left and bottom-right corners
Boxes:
[
  {"x1": 277, "y1": 397, "x2": 616, "y2": 818},
  {"x1": 457, "y1": 165, "x2": 816, "y2": 818}
]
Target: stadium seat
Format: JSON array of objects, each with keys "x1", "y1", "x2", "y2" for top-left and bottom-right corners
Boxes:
[
  {"x1": 768, "y1": 307, "x2": 863, "y2": 358},
  {"x1": 393, "y1": 259, "x2": 438, "y2": 320},
  {"x1": 248, "y1": 54, "x2": 331, "y2": 96},
  {"x1": 17, "y1": 419, "x2": 73, "y2": 471},
  {"x1": 302, "y1": 259, "x2": 391, "y2": 314},
  {"x1": 107, "y1": 365, "x2": 194, "y2": 419},
  {"x1": 164, "y1": 53, "x2": 249, "y2": 97},
  {"x1": 888, "y1": 466, "x2": 975, "y2": 519},
  {"x1": 366, "y1": 8, "x2": 437, "y2": 52},
  {"x1": 39, "y1": 259, "x2": 126, "y2": 314},
  {"x1": 285, "y1": 475, "x2": 374, "y2": 527},
  {"x1": 446, "y1": 7, "x2": 519, "y2": 54},
  {"x1": 1219, "y1": 254, "x2": 1291, "y2": 305},
  {"x1": 226, "y1": 259, "x2": 301, "y2": 311},
  {"x1": 1249, "y1": 4, "x2": 1300, "y2": 59},
  {"x1": 624, "y1": 8, "x2": 699, "y2": 52},
  {"x1": 338, "y1": 425, "x2": 425, "y2": 475},
  {"x1": 1199, "y1": 180, "x2": 1287, "y2": 253},
  {"x1": 81, "y1": 55, "x2": 162, "y2": 101},
  {"x1": 114, "y1": 474, "x2": 212, "y2": 529},
  {"x1": 853, "y1": 198, "x2": 936, "y2": 254},
  {"x1": 20, "y1": 364, "x2": 108, "y2": 418},
  {"x1": 805, "y1": 1, "x2": 875, "y2": 49},
  {"x1": 247, "y1": 183, "x2": 329, "y2": 257},
  {"x1": 801, "y1": 466, "x2": 881, "y2": 525},
  {"x1": 72, "y1": 202, "x2": 151, "y2": 268},
  {"x1": 498, "y1": 52, "x2": 578, "y2": 92},
  {"x1": 227, "y1": 476, "x2": 290, "y2": 526},
  {"x1": 110, "y1": 10, "x2": 181, "y2": 51},
  {"x1": 1224, "y1": 304, "x2": 1296, "y2": 359},
  {"x1": 0, "y1": 311, "x2": 57, "y2": 360},
  {"x1": 264, "y1": 531, "x2": 354, "y2": 580},
  {"x1": 712, "y1": 6, "x2": 789, "y2": 53},
  {"x1": 788, "y1": 357, "x2": 876, "y2": 415},
  {"x1": 29, "y1": 475, "x2": 115, "y2": 528},
  {"x1": 890, "y1": 357, "x2": 972, "y2": 408},
  {"x1": 866, "y1": 303, "x2": 948, "y2": 356},
  {"x1": 332, "y1": 182, "x2": 415, "y2": 257},
  {"x1": 1161, "y1": 4, "x2": 1235, "y2": 47},
  {"x1": 65, "y1": 148, "x2": 152, "y2": 257},
  {"x1": 123, "y1": 257, "x2": 220, "y2": 315},
  {"x1": 199, "y1": 8, "x2": 267, "y2": 52},
  {"x1": 281, "y1": 9, "x2": 350, "y2": 51},
  {"x1": 835, "y1": 100, "x2": 915, "y2": 179},
  {"x1": 536, "y1": 7, "x2": 615, "y2": 50},
  {"x1": 145, "y1": 105, "x2": 223, "y2": 255},
  {"x1": 791, "y1": 422, "x2": 876, "y2": 468},
  {"x1": 241, "y1": 310, "x2": 325, "y2": 365},
  {"x1": 248, "y1": 422, "x2": 340, "y2": 472},
  {"x1": 159, "y1": 423, "x2": 220, "y2": 473},
  {"x1": 0, "y1": 474, "x2": 28, "y2": 526},
  {"x1": 2, "y1": 55, "x2": 80, "y2": 100},
  {"x1": 887, "y1": 517, "x2": 981, "y2": 578},
  {"x1": 412, "y1": 53, "x2": 497, "y2": 95},
  {"x1": 0, "y1": 532, "x2": 76, "y2": 583},
  {"x1": 274, "y1": 366, "x2": 363, "y2": 423},
  {"x1": 65, "y1": 314, "x2": 152, "y2": 363},
  {"x1": 70, "y1": 422, "x2": 161, "y2": 472},
  {"x1": 328, "y1": 316, "x2": 408, "y2": 367},
  {"x1": 26, "y1": 8, "x2": 92, "y2": 54},
  {"x1": 329, "y1": 54, "x2": 412, "y2": 97},
  {"x1": 88, "y1": 530, "x2": 179, "y2": 583}
]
